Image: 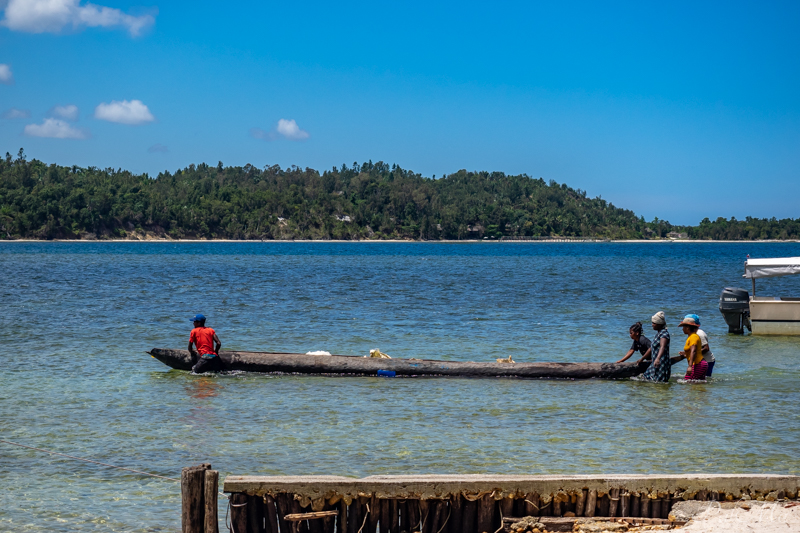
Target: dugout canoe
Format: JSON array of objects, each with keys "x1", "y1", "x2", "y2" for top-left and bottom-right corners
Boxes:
[{"x1": 147, "y1": 348, "x2": 656, "y2": 379}]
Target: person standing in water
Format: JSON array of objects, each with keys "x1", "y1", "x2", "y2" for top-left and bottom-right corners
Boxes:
[
  {"x1": 687, "y1": 314, "x2": 716, "y2": 377},
  {"x1": 679, "y1": 315, "x2": 707, "y2": 381},
  {"x1": 640, "y1": 311, "x2": 671, "y2": 382},
  {"x1": 616, "y1": 322, "x2": 652, "y2": 363},
  {"x1": 188, "y1": 314, "x2": 222, "y2": 373}
]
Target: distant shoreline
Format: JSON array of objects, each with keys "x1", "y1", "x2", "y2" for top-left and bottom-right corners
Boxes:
[{"x1": 2, "y1": 238, "x2": 800, "y2": 244}]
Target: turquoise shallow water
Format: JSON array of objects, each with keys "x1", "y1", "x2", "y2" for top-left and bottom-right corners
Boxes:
[{"x1": 1, "y1": 242, "x2": 800, "y2": 532}]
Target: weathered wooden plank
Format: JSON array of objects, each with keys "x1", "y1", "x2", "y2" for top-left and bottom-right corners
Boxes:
[
  {"x1": 204, "y1": 470, "x2": 219, "y2": 533},
  {"x1": 285, "y1": 511, "x2": 339, "y2": 521}
]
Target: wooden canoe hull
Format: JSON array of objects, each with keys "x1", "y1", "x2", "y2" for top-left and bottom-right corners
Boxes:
[{"x1": 148, "y1": 348, "x2": 652, "y2": 379}]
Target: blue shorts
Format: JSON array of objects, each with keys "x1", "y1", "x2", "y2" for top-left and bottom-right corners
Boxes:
[{"x1": 706, "y1": 360, "x2": 715, "y2": 376}]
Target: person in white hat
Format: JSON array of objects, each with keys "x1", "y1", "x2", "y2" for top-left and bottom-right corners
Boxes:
[{"x1": 678, "y1": 315, "x2": 707, "y2": 381}]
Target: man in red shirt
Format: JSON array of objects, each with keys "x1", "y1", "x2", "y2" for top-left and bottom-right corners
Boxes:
[{"x1": 188, "y1": 314, "x2": 222, "y2": 373}]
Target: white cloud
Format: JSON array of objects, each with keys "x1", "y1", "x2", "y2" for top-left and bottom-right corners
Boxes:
[
  {"x1": 0, "y1": 63, "x2": 13, "y2": 84},
  {"x1": 2, "y1": 107, "x2": 30, "y2": 119},
  {"x1": 249, "y1": 127, "x2": 275, "y2": 141},
  {"x1": 24, "y1": 118, "x2": 87, "y2": 139},
  {"x1": 252, "y1": 119, "x2": 310, "y2": 141},
  {"x1": 276, "y1": 118, "x2": 309, "y2": 140},
  {"x1": 1, "y1": 0, "x2": 155, "y2": 36},
  {"x1": 94, "y1": 99, "x2": 154, "y2": 125},
  {"x1": 49, "y1": 104, "x2": 79, "y2": 121}
]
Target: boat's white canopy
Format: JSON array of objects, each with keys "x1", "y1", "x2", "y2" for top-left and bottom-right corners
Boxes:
[{"x1": 744, "y1": 257, "x2": 800, "y2": 279}]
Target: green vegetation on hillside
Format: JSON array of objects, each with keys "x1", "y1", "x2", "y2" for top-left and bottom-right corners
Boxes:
[{"x1": 1, "y1": 149, "x2": 797, "y2": 240}]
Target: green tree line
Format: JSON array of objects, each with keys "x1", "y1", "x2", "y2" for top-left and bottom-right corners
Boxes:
[{"x1": 1, "y1": 149, "x2": 796, "y2": 240}]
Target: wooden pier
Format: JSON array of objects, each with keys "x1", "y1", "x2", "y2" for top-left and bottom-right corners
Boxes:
[{"x1": 182, "y1": 470, "x2": 800, "y2": 533}]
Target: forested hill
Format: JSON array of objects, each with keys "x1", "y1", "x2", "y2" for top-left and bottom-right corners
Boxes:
[{"x1": 1, "y1": 150, "x2": 798, "y2": 240}]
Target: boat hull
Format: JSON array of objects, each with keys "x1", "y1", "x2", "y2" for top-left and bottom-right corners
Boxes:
[
  {"x1": 147, "y1": 348, "x2": 651, "y2": 380},
  {"x1": 750, "y1": 298, "x2": 800, "y2": 335}
]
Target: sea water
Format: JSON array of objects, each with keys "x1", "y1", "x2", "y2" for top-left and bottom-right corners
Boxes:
[{"x1": 1, "y1": 242, "x2": 799, "y2": 532}]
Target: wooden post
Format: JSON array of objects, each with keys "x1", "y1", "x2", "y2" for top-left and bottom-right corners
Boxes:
[
  {"x1": 204, "y1": 470, "x2": 219, "y2": 533},
  {"x1": 584, "y1": 490, "x2": 596, "y2": 518},
  {"x1": 640, "y1": 496, "x2": 649, "y2": 518},
  {"x1": 598, "y1": 494, "x2": 610, "y2": 517},
  {"x1": 476, "y1": 495, "x2": 494, "y2": 533},
  {"x1": 631, "y1": 494, "x2": 640, "y2": 517},
  {"x1": 230, "y1": 493, "x2": 249, "y2": 533},
  {"x1": 390, "y1": 499, "x2": 399, "y2": 533},
  {"x1": 265, "y1": 496, "x2": 280, "y2": 533},
  {"x1": 406, "y1": 499, "x2": 420, "y2": 533},
  {"x1": 338, "y1": 500, "x2": 347, "y2": 533},
  {"x1": 450, "y1": 496, "x2": 463, "y2": 533},
  {"x1": 575, "y1": 489, "x2": 586, "y2": 517},
  {"x1": 650, "y1": 498, "x2": 660, "y2": 519},
  {"x1": 620, "y1": 493, "x2": 629, "y2": 518},
  {"x1": 380, "y1": 499, "x2": 390, "y2": 533},
  {"x1": 523, "y1": 493, "x2": 539, "y2": 517},
  {"x1": 398, "y1": 500, "x2": 409, "y2": 533},
  {"x1": 248, "y1": 495, "x2": 265, "y2": 533},
  {"x1": 182, "y1": 465, "x2": 208, "y2": 533},
  {"x1": 369, "y1": 497, "x2": 380, "y2": 533},
  {"x1": 499, "y1": 498, "x2": 513, "y2": 521},
  {"x1": 608, "y1": 488, "x2": 619, "y2": 517},
  {"x1": 427, "y1": 501, "x2": 443, "y2": 533},
  {"x1": 552, "y1": 496, "x2": 561, "y2": 517},
  {"x1": 276, "y1": 494, "x2": 291, "y2": 533},
  {"x1": 462, "y1": 499, "x2": 477, "y2": 533},
  {"x1": 661, "y1": 495, "x2": 671, "y2": 519},
  {"x1": 348, "y1": 501, "x2": 360, "y2": 533}
]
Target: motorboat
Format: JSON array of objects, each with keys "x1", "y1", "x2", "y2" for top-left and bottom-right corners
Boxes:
[{"x1": 719, "y1": 256, "x2": 800, "y2": 335}]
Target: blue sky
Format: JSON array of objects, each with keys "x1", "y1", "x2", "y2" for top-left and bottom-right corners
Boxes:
[{"x1": 1, "y1": 0, "x2": 799, "y2": 225}]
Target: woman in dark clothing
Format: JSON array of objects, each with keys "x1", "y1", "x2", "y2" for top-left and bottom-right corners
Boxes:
[
  {"x1": 640, "y1": 311, "x2": 671, "y2": 382},
  {"x1": 616, "y1": 321, "x2": 652, "y2": 363}
]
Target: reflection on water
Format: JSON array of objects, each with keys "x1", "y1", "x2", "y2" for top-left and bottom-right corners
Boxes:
[{"x1": 1, "y1": 242, "x2": 799, "y2": 532}]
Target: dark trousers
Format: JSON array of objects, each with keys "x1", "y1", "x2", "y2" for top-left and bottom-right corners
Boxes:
[{"x1": 192, "y1": 354, "x2": 221, "y2": 373}]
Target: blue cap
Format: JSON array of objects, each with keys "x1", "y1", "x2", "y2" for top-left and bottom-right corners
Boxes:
[
  {"x1": 191, "y1": 314, "x2": 206, "y2": 322},
  {"x1": 687, "y1": 313, "x2": 701, "y2": 326}
]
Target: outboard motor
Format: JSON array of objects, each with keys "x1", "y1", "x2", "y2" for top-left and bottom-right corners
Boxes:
[{"x1": 719, "y1": 287, "x2": 751, "y2": 334}]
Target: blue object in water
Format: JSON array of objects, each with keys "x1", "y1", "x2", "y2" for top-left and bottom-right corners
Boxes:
[{"x1": 377, "y1": 369, "x2": 396, "y2": 377}]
